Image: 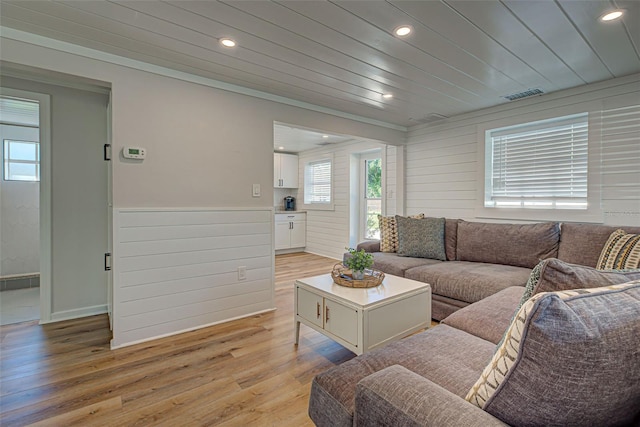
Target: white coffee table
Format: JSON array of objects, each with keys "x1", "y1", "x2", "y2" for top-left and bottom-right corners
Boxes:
[{"x1": 294, "y1": 273, "x2": 431, "y2": 355}]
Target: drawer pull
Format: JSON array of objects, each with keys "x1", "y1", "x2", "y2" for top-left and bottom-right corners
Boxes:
[
  {"x1": 316, "y1": 302, "x2": 321, "y2": 319},
  {"x1": 325, "y1": 306, "x2": 330, "y2": 322}
]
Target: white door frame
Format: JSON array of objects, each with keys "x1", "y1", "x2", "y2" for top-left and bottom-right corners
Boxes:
[
  {"x1": 358, "y1": 150, "x2": 384, "y2": 242},
  {"x1": 0, "y1": 87, "x2": 52, "y2": 323}
]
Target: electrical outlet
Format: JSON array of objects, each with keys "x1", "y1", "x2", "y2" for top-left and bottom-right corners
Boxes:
[{"x1": 238, "y1": 266, "x2": 247, "y2": 280}]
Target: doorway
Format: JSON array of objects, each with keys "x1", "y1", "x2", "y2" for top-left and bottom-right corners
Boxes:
[
  {"x1": 0, "y1": 92, "x2": 45, "y2": 325},
  {"x1": 1, "y1": 75, "x2": 111, "y2": 325}
]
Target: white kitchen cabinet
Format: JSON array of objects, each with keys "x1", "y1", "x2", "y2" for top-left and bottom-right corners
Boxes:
[
  {"x1": 274, "y1": 153, "x2": 299, "y2": 188},
  {"x1": 275, "y1": 213, "x2": 306, "y2": 250}
]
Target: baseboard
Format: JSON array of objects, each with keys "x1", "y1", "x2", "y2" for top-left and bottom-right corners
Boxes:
[
  {"x1": 110, "y1": 307, "x2": 276, "y2": 349},
  {"x1": 43, "y1": 304, "x2": 108, "y2": 324}
]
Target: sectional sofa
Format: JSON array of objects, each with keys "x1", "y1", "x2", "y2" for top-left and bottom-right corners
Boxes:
[
  {"x1": 308, "y1": 220, "x2": 640, "y2": 426},
  {"x1": 355, "y1": 220, "x2": 640, "y2": 320}
]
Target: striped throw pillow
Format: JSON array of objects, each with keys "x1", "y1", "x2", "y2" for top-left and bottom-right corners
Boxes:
[{"x1": 597, "y1": 229, "x2": 640, "y2": 270}]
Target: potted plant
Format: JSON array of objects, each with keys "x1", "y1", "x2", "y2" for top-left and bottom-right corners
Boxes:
[{"x1": 344, "y1": 247, "x2": 374, "y2": 280}]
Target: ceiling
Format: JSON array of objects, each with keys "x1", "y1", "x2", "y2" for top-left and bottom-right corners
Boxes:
[
  {"x1": 274, "y1": 123, "x2": 355, "y2": 153},
  {"x1": 1, "y1": 1, "x2": 639, "y2": 131}
]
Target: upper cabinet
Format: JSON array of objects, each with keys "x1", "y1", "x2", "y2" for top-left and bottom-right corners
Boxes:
[{"x1": 274, "y1": 153, "x2": 299, "y2": 188}]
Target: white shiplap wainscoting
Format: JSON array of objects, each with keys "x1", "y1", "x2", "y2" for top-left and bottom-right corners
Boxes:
[
  {"x1": 406, "y1": 74, "x2": 640, "y2": 226},
  {"x1": 111, "y1": 208, "x2": 274, "y2": 349}
]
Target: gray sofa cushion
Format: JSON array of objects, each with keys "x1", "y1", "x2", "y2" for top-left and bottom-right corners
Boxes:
[
  {"x1": 309, "y1": 324, "x2": 495, "y2": 427},
  {"x1": 445, "y1": 218, "x2": 459, "y2": 261},
  {"x1": 468, "y1": 281, "x2": 640, "y2": 427},
  {"x1": 396, "y1": 216, "x2": 447, "y2": 260},
  {"x1": 355, "y1": 365, "x2": 508, "y2": 427},
  {"x1": 442, "y1": 286, "x2": 524, "y2": 345},
  {"x1": 456, "y1": 221, "x2": 560, "y2": 268},
  {"x1": 405, "y1": 261, "x2": 530, "y2": 305},
  {"x1": 557, "y1": 223, "x2": 640, "y2": 267},
  {"x1": 366, "y1": 252, "x2": 441, "y2": 277}
]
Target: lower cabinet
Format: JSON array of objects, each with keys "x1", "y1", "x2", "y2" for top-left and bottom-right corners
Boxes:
[
  {"x1": 275, "y1": 213, "x2": 306, "y2": 250},
  {"x1": 296, "y1": 286, "x2": 358, "y2": 346}
]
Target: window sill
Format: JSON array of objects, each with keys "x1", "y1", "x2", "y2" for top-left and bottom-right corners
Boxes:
[
  {"x1": 301, "y1": 203, "x2": 334, "y2": 211},
  {"x1": 474, "y1": 206, "x2": 604, "y2": 223}
]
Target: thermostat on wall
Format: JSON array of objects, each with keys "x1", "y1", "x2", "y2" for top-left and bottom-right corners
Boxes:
[{"x1": 123, "y1": 146, "x2": 146, "y2": 159}]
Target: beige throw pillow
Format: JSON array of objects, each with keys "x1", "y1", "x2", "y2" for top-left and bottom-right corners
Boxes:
[{"x1": 378, "y1": 213, "x2": 424, "y2": 253}]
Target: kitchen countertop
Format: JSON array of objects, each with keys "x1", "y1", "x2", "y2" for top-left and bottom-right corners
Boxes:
[{"x1": 275, "y1": 210, "x2": 306, "y2": 214}]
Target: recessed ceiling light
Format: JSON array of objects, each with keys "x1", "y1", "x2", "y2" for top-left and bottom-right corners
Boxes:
[
  {"x1": 394, "y1": 25, "x2": 412, "y2": 37},
  {"x1": 322, "y1": 135, "x2": 329, "y2": 138},
  {"x1": 278, "y1": 146, "x2": 285, "y2": 150},
  {"x1": 600, "y1": 10, "x2": 624, "y2": 21},
  {"x1": 219, "y1": 38, "x2": 237, "y2": 48},
  {"x1": 382, "y1": 93, "x2": 393, "y2": 99}
]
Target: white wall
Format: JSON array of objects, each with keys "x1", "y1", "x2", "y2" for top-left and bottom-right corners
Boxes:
[
  {"x1": 0, "y1": 124, "x2": 39, "y2": 277},
  {"x1": 298, "y1": 140, "x2": 396, "y2": 260},
  {"x1": 0, "y1": 32, "x2": 404, "y2": 346},
  {"x1": 406, "y1": 74, "x2": 640, "y2": 226}
]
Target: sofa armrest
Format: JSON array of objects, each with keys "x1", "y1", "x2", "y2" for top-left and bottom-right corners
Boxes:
[
  {"x1": 354, "y1": 365, "x2": 508, "y2": 427},
  {"x1": 356, "y1": 240, "x2": 380, "y2": 253}
]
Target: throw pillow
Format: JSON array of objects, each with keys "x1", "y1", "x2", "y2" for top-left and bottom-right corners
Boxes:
[
  {"x1": 395, "y1": 216, "x2": 446, "y2": 260},
  {"x1": 466, "y1": 280, "x2": 640, "y2": 426},
  {"x1": 378, "y1": 213, "x2": 424, "y2": 253},
  {"x1": 597, "y1": 229, "x2": 640, "y2": 270},
  {"x1": 531, "y1": 258, "x2": 640, "y2": 295}
]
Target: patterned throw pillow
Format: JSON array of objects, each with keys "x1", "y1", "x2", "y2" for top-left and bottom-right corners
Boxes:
[
  {"x1": 466, "y1": 280, "x2": 640, "y2": 426},
  {"x1": 378, "y1": 214, "x2": 424, "y2": 253},
  {"x1": 395, "y1": 216, "x2": 446, "y2": 260},
  {"x1": 597, "y1": 229, "x2": 640, "y2": 270}
]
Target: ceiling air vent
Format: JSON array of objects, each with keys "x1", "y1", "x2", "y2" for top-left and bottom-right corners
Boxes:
[{"x1": 503, "y1": 88, "x2": 544, "y2": 101}]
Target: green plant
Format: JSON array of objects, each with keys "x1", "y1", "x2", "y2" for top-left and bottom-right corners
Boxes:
[{"x1": 344, "y1": 247, "x2": 374, "y2": 272}]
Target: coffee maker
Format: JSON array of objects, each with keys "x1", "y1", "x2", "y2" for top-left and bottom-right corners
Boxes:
[{"x1": 284, "y1": 196, "x2": 296, "y2": 211}]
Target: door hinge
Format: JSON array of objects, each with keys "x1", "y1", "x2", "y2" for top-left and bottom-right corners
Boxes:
[
  {"x1": 104, "y1": 144, "x2": 112, "y2": 161},
  {"x1": 104, "y1": 252, "x2": 112, "y2": 271}
]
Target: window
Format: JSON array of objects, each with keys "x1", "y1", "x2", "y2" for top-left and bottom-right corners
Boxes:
[
  {"x1": 485, "y1": 113, "x2": 588, "y2": 210},
  {"x1": 3, "y1": 140, "x2": 40, "y2": 182},
  {"x1": 304, "y1": 157, "x2": 332, "y2": 206},
  {"x1": 361, "y1": 155, "x2": 382, "y2": 240}
]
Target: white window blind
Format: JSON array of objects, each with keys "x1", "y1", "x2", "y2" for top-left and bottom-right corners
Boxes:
[
  {"x1": 600, "y1": 104, "x2": 640, "y2": 204},
  {"x1": 486, "y1": 113, "x2": 588, "y2": 209},
  {"x1": 304, "y1": 159, "x2": 332, "y2": 204},
  {"x1": 0, "y1": 97, "x2": 39, "y2": 127}
]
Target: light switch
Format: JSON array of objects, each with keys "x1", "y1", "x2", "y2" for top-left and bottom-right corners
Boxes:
[{"x1": 252, "y1": 184, "x2": 261, "y2": 197}]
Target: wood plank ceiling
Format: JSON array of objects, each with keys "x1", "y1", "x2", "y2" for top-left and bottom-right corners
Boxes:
[{"x1": 1, "y1": 1, "x2": 639, "y2": 128}]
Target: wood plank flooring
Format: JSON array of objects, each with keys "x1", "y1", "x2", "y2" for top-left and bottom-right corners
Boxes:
[{"x1": 0, "y1": 253, "x2": 351, "y2": 426}]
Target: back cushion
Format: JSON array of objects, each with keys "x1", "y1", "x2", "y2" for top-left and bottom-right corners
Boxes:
[
  {"x1": 557, "y1": 223, "x2": 640, "y2": 267},
  {"x1": 444, "y1": 219, "x2": 459, "y2": 261},
  {"x1": 456, "y1": 221, "x2": 560, "y2": 268}
]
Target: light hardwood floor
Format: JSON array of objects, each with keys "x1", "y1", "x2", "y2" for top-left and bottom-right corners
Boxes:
[{"x1": 0, "y1": 253, "x2": 353, "y2": 426}]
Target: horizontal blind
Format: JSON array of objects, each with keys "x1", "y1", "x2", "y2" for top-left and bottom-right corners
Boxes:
[
  {"x1": 0, "y1": 96, "x2": 39, "y2": 127},
  {"x1": 488, "y1": 113, "x2": 588, "y2": 208},
  {"x1": 304, "y1": 159, "x2": 331, "y2": 204},
  {"x1": 600, "y1": 104, "x2": 640, "y2": 203}
]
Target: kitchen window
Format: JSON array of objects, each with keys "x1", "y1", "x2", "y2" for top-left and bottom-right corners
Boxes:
[{"x1": 303, "y1": 155, "x2": 333, "y2": 210}]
